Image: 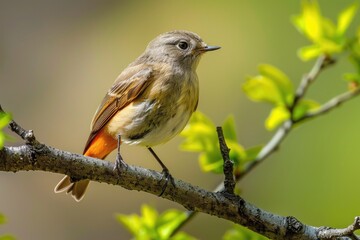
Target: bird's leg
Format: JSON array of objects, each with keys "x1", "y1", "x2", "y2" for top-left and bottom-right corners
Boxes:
[
  {"x1": 114, "y1": 134, "x2": 127, "y2": 174},
  {"x1": 147, "y1": 147, "x2": 175, "y2": 196}
]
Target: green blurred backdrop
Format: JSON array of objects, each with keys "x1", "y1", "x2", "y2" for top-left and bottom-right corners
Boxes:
[{"x1": 1, "y1": 0, "x2": 360, "y2": 239}]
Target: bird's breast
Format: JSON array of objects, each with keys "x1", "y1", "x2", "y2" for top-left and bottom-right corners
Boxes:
[{"x1": 106, "y1": 66, "x2": 199, "y2": 146}]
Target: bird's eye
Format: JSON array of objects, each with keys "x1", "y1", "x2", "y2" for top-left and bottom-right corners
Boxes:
[{"x1": 177, "y1": 41, "x2": 189, "y2": 50}]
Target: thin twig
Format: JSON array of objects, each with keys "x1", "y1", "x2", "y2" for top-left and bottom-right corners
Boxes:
[
  {"x1": 298, "y1": 88, "x2": 360, "y2": 123},
  {"x1": 293, "y1": 55, "x2": 335, "y2": 106},
  {"x1": 0, "y1": 105, "x2": 38, "y2": 145},
  {"x1": 317, "y1": 217, "x2": 360, "y2": 239},
  {"x1": 216, "y1": 126, "x2": 235, "y2": 195},
  {"x1": 237, "y1": 120, "x2": 293, "y2": 180},
  {"x1": 171, "y1": 55, "x2": 335, "y2": 235},
  {"x1": 238, "y1": 55, "x2": 333, "y2": 181}
]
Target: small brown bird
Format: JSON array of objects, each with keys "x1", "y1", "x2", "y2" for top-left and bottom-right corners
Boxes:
[{"x1": 54, "y1": 30, "x2": 220, "y2": 201}]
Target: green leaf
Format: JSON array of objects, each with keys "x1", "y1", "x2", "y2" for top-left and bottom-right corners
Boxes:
[
  {"x1": 157, "y1": 210, "x2": 187, "y2": 239},
  {"x1": 243, "y1": 145, "x2": 263, "y2": 163},
  {"x1": 243, "y1": 65, "x2": 293, "y2": 106},
  {"x1": 0, "y1": 112, "x2": 11, "y2": 129},
  {"x1": 265, "y1": 106, "x2": 290, "y2": 130},
  {"x1": 337, "y1": 2, "x2": 358, "y2": 35},
  {"x1": 142, "y1": 205, "x2": 158, "y2": 229},
  {"x1": 293, "y1": 99, "x2": 320, "y2": 121},
  {"x1": 199, "y1": 152, "x2": 223, "y2": 173},
  {"x1": 301, "y1": 0, "x2": 323, "y2": 42},
  {"x1": 180, "y1": 112, "x2": 247, "y2": 174},
  {"x1": 222, "y1": 115, "x2": 237, "y2": 142},
  {"x1": 115, "y1": 213, "x2": 142, "y2": 236},
  {"x1": 180, "y1": 112, "x2": 217, "y2": 152},
  {"x1": 171, "y1": 232, "x2": 196, "y2": 240},
  {"x1": 298, "y1": 44, "x2": 323, "y2": 61},
  {"x1": 227, "y1": 140, "x2": 245, "y2": 165},
  {"x1": 223, "y1": 225, "x2": 268, "y2": 240},
  {"x1": 243, "y1": 75, "x2": 281, "y2": 105},
  {"x1": 116, "y1": 205, "x2": 195, "y2": 240},
  {"x1": 0, "y1": 113, "x2": 11, "y2": 150},
  {"x1": 293, "y1": 0, "x2": 354, "y2": 60},
  {"x1": 258, "y1": 64, "x2": 294, "y2": 106}
]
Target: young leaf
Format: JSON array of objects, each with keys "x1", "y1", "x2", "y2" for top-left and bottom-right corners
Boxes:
[
  {"x1": 337, "y1": 2, "x2": 358, "y2": 35},
  {"x1": 243, "y1": 75, "x2": 284, "y2": 105},
  {"x1": 180, "y1": 112, "x2": 247, "y2": 174},
  {"x1": 0, "y1": 113, "x2": 11, "y2": 150},
  {"x1": 293, "y1": 0, "x2": 356, "y2": 61},
  {"x1": 199, "y1": 152, "x2": 223, "y2": 173},
  {"x1": 243, "y1": 65, "x2": 293, "y2": 107},
  {"x1": 156, "y1": 209, "x2": 188, "y2": 239},
  {"x1": 265, "y1": 106, "x2": 290, "y2": 130},
  {"x1": 243, "y1": 145, "x2": 263, "y2": 163},
  {"x1": 298, "y1": 44, "x2": 322, "y2": 61},
  {"x1": 222, "y1": 115, "x2": 237, "y2": 142},
  {"x1": 258, "y1": 64, "x2": 294, "y2": 106},
  {"x1": 0, "y1": 112, "x2": 11, "y2": 129},
  {"x1": 170, "y1": 232, "x2": 196, "y2": 240},
  {"x1": 180, "y1": 112, "x2": 217, "y2": 152},
  {"x1": 116, "y1": 205, "x2": 195, "y2": 240},
  {"x1": 115, "y1": 213, "x2": 142, "y2": 236},
  {"x1": 223, "y1": 225, "x2": 268, "y2": 240},
  {"x1": 301, "y1": 0, "x2": 323, "y2": 42},
  {"x1": 293, "y1": 99, "x2": 320, "y2": 121},
  {"x1": 142, "y1": 204, "x2": 158, "y2": 228}
]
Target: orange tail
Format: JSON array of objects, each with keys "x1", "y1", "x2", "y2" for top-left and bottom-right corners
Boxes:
[{"x1": 54, "y1": 128, "x2": 117, "y2": 201}]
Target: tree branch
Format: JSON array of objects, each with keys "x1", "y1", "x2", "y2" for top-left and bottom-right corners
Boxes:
[
  {"x1": 293, "y1": 55, "x2": 335, "y2": 105},
  {"x1": 0, "y1": 113, "x2": 360, "y2": 239},
  {"x1": 298, "y1": 88, "x2": 360, "y2": 122},
  {"x1": 237, "y1": 55, "x2": 334, "y2": 181},
  {"x1": 171, "y1": 55, "x2": 360, "y2": 236}
]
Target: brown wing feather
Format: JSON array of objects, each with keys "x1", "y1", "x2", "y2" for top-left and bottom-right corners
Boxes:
[{"x1": 83, "y1": 65, "x2": 153, "y2": 153}]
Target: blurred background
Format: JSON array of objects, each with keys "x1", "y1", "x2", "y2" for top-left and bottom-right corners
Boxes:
[{"x1": 1, "y1": 0, "x2": 360, "y2": 239}]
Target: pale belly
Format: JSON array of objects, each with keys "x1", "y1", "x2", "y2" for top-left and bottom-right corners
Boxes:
[{"x1": 106, "y1": 100, "x2": 193, "y2": 147}]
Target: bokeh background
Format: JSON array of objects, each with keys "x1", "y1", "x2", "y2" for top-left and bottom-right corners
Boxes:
[{"x1": 1, "y1": 0, "x2": 360, "y2": 239}]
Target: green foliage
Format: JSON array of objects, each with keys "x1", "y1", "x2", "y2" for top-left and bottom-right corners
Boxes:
[
  {"x1": 345, "y1": 27, "x2": 360, "y2": 84},
  {"x1": 121, "y1": 2, "x2": 360, "y2": 240},
  {"x1": 0, "y1": 214, "x2": 15, "y2": 240},
  {"x1": 0, "y1": 112, "x2": 11, "y2": 149},
  {"x1": 223, "y1": 225, "x2": 268, "y2": 240},
  {"x1": 116, "y1": 205, "x2": 195, "y2": 240},
  {"x1": 292, "y1": 0, "x2": 358, "y2": 61},
  {"x1": 180, "y1": 112, "x2": 260, "y2": 174},
  {"x1": 243, "y1": 64, "x2": 294, "y2": 107},
  {"x1": 243, "y1": 65, "x2": 319, "y2": 130}
]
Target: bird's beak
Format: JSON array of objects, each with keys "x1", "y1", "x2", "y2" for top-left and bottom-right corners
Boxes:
[{"x1": 203, "y1": 45, "x2": 221, "y2": 52}]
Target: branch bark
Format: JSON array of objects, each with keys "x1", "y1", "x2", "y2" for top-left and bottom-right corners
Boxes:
[{"x1": 0, "y1": 112, "x2": 359, "y2": 240}]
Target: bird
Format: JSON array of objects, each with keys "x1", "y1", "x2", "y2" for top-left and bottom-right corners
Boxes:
[{"x1": 54, "y1": 30, "x2": 220, "y2": 201}]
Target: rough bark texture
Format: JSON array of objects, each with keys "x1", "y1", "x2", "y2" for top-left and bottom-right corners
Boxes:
[{"x1": 0, "y1": 142, "x2": 359, "y2": 240}]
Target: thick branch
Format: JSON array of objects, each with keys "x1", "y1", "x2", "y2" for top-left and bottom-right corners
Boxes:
[
  {"x1": 1, "y1": 134, "x2": 359, "y2": 239},
  {"x1": 1, "y1": 114, "x2": 359, "y2": 239},
  {"x1": 172, "y1": 56, "x2": 359, "y2": 235}
]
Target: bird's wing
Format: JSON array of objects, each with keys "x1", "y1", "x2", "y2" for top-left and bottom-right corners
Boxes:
[{"x1": 83, "y1": 65, "x2": 154, "y2": 153}]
